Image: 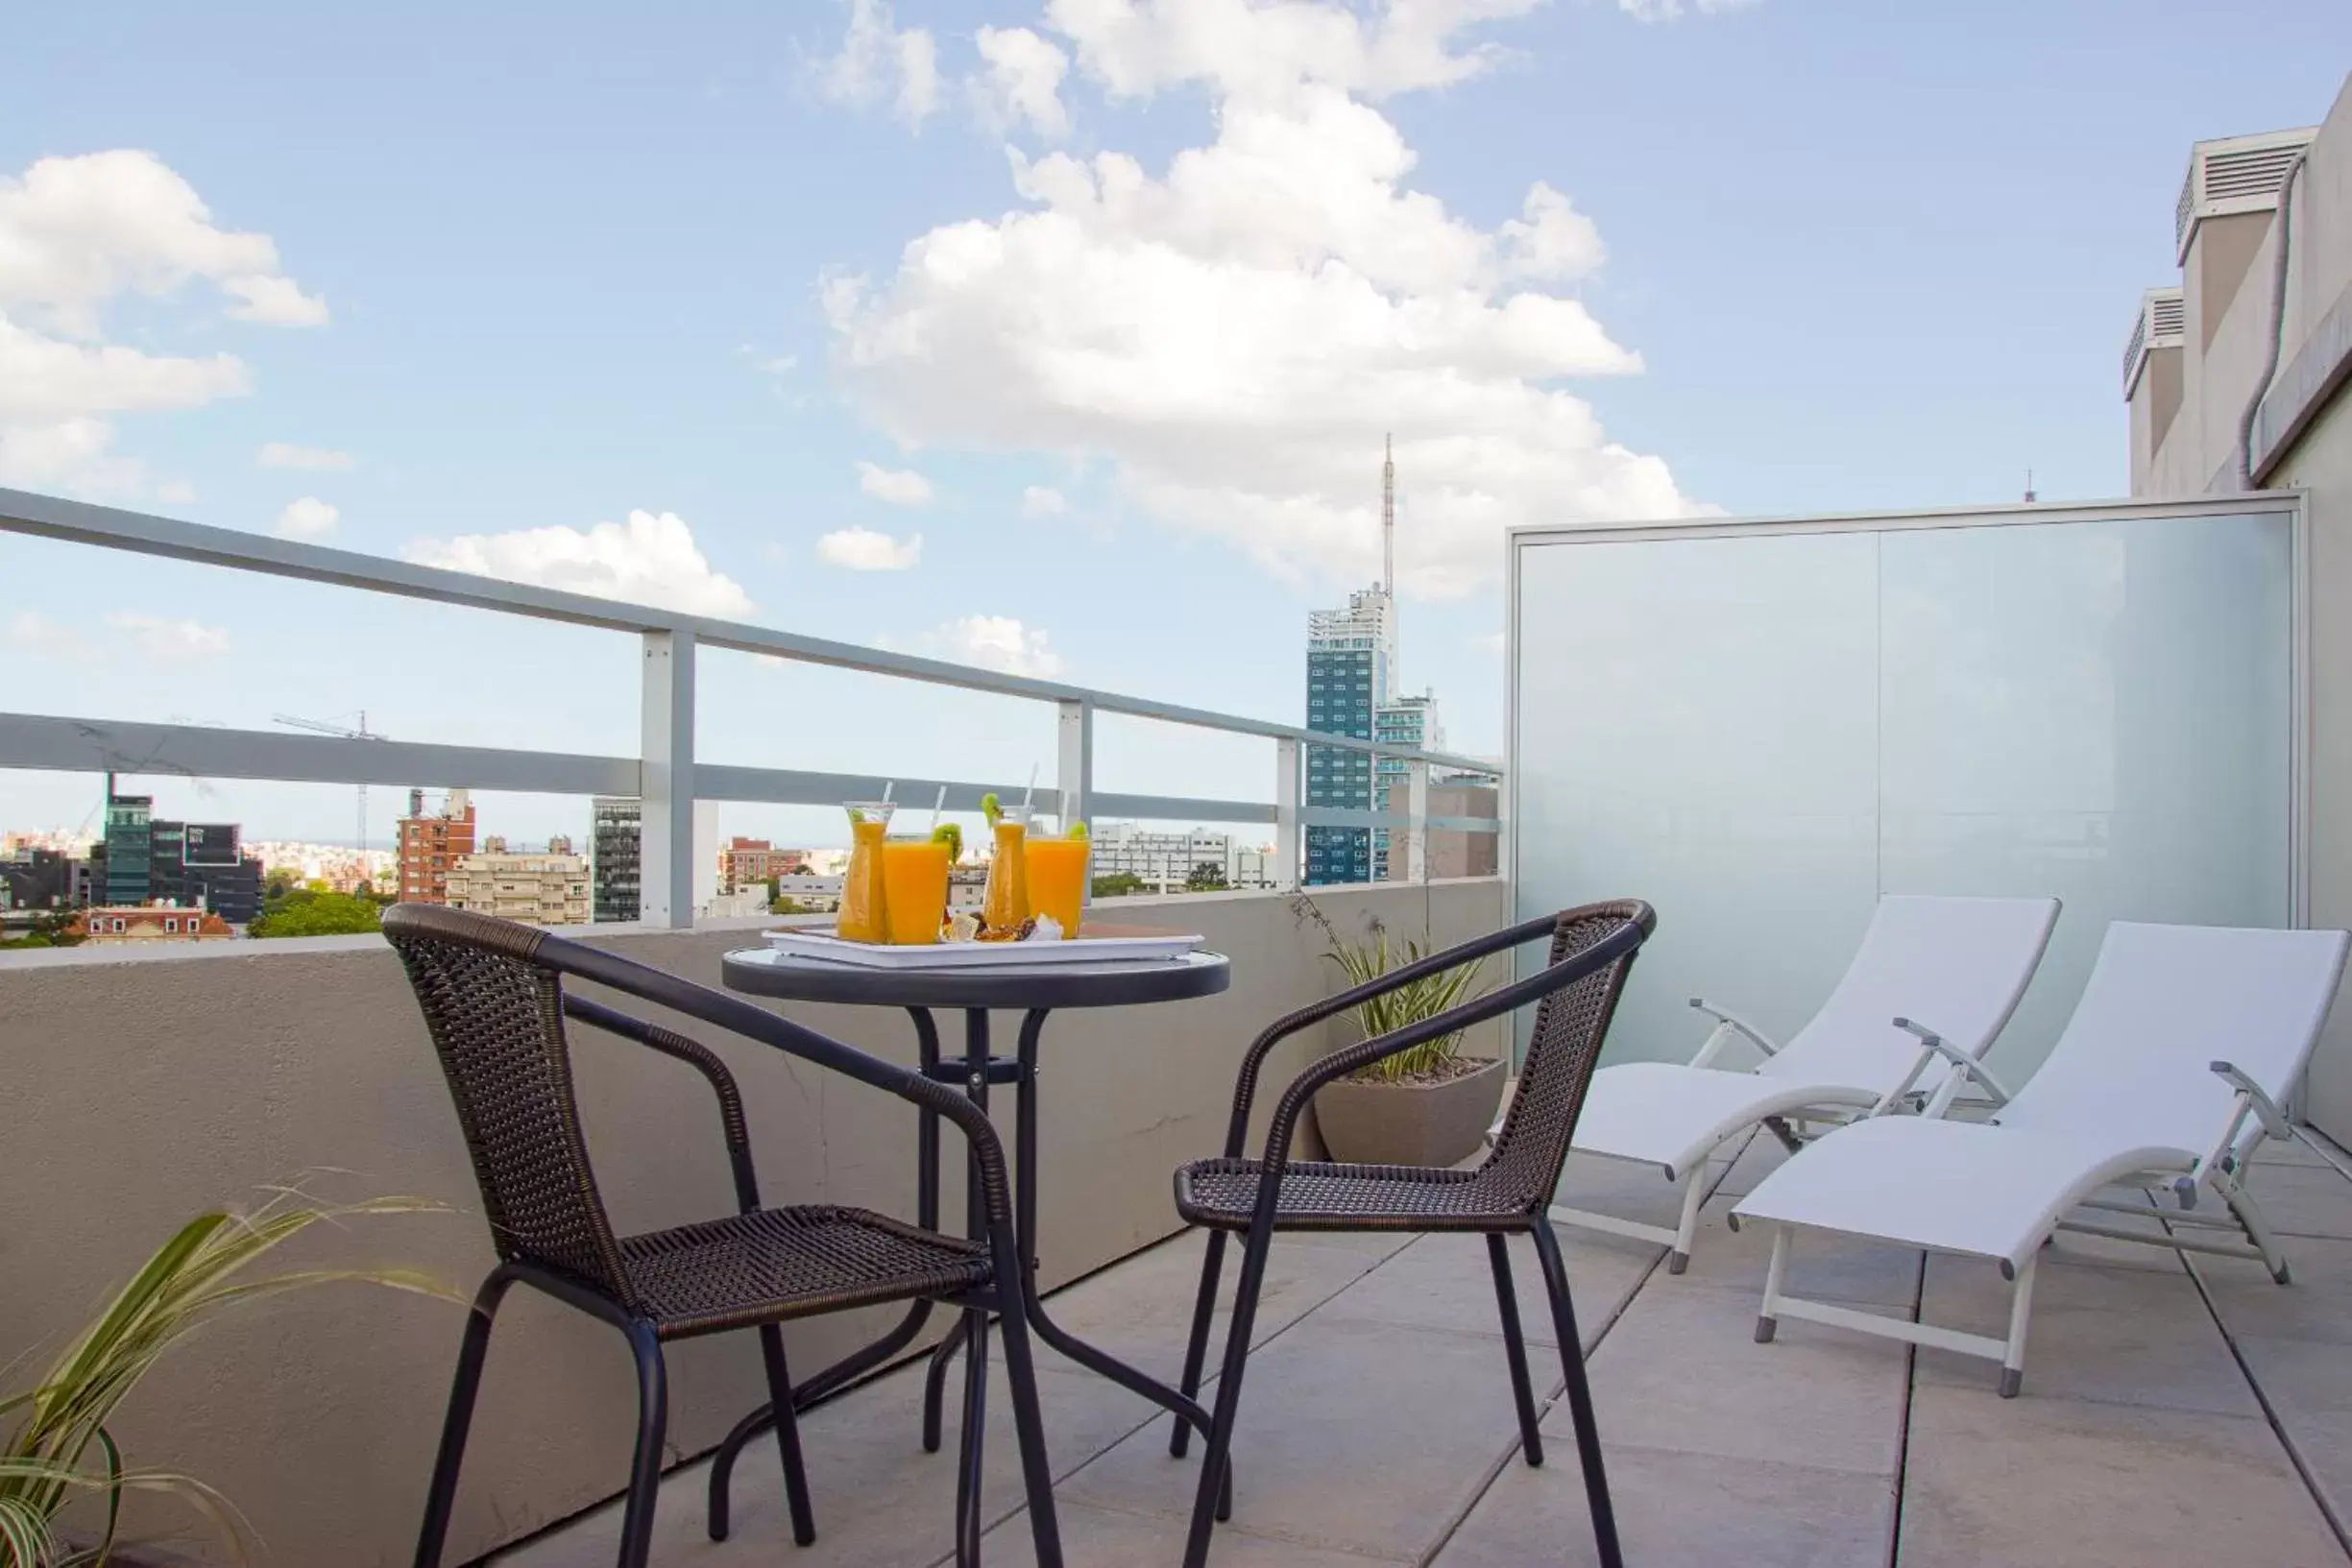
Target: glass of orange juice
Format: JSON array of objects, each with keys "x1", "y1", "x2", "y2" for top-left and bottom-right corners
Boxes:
[
  {"x1": 881, "y1": 836, "x2": 951, "y2": 944},
  {"x1": 1025, "y1": 832, "x2": 1088, "y2": 938},
  {"x1": 837, "y1": 801, "x2": 893, "y2": 943},
  {"x1": 982, "y1": 807, "x2": 1031, "y2": 934}
]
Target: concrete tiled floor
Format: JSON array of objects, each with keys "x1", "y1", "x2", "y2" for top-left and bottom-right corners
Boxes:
[{"x1": 496, "y1": 1129, "x2": 2352, "y2": 1568}]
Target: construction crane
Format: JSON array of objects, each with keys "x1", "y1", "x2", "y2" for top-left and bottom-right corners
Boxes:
[{"x1": 272, "y1": 712, "x2": 388, "y2": 852}]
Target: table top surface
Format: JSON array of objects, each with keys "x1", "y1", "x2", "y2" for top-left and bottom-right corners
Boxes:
[{"x1": 719, "y1": 944, "x2": 1232, "y2": 1009}]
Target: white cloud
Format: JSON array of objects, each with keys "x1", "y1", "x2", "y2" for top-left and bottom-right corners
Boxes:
[
  {"x1": 1043, "y1": 0, "x2": 1542, "y2": 107},
  {"x1": 0, "y1": 418, "x2": 144, "y2": 494},
  {"x1": 1020, "y1": 484, "x2": 1068, "y2": 518},
  {"x1": 759, "y1": 353, "x2": 799, "y2": 374},
  {"x1": 0, "y1": 150, "x2": 324, "y2": 497},
  {"x1": 106, "y1": 612, "x2": 230, "y2": 659},
  {"x1": 221, "y1": 272, "x2": 330, "y2": 326},
  {"x1": 0, "y1": 315, "x2": 248, "y2": 422},
  {"x1": 1471, "y1": 629, "x2": 1505, "y2": 657},
  {"x1": 814, "y1": 0, "x2": 942, "y2": 128},
  {"x1": 816, "y1": 524, "x2": 924, "y2": 570},
  {"x1": 6, "y1": 611, "x2": 85, "y2": 656},
  {"x1": 938, "y1": 615, "x2": 1064, "y2": 678},
  {"x1": 0, "y1": 150, "x2": 328, "y2": 334},
  {"x1": 856, "y1": 459, "x2": 935, "y2": 506},
  {"x1": 403, "y1": 510, "x2": 756, "y2": 617},
  {"x1": 974, "y1": 26, "x2": 1073, "y2": 138},
  {"x1": 821, "y1": 2, "x2": 1697, "y2": 600},
  {"x1": 156, "y1": 480, "x2": 197, "y2": 504},
  {"x1": 276, "y1": 495, "x2": 340, "y2": 540},
  {"x1": 257, "y1": 441, "x2": 355, "y2": 470},
  {"x1": 1498, "y1": 182, "x2": 1605, "y2": 281},
  {"x1": 1618, "y1": 0, "x2": 1759, "y2": 19}
]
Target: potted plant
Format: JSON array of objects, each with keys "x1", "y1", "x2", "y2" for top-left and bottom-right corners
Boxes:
[
  {"x1": 2, "y1": 1189, "x2": 452, "y2": 1567},
  {"x1": 1295, "y1": 898, "x2": 1502, "y2": 1167}
]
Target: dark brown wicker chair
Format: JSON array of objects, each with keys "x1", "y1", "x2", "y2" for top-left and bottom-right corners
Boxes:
[
  {"x1": 382, "y1": 905, "x2": 1062, "y2": 1568},
  {"x1": 1168, "y1": 901, "x2": 1653, "y2": 1568}
]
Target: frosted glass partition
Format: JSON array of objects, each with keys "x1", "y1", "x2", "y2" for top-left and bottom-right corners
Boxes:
[{"x1": 1510, "y1": 501, "x2": 2300, "y2": 1080}]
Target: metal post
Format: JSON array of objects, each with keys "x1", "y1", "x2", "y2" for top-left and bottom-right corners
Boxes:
[
  {"x1": 1273, "y1": 737, "x2": 1300, "y2": 891},
  {"x1": 1406, "y1": 758, "x2": 1429, "y2": 883},
  {"x1": 640, "y1": 628, "x2": 696, "y2": 929}
]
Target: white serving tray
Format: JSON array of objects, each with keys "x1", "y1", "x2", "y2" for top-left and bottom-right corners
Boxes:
[{"x1": 762, "y1": 922, "x2": 1204, "y2": 970}]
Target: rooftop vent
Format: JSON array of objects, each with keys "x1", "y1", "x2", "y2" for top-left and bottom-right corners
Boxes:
[
  {"x1": 2175, "y1": 128, "x2": 2318, "y2": 260},
  {"x1": 2122, "y1": 287, "x2": 2187, "y2": 399}
]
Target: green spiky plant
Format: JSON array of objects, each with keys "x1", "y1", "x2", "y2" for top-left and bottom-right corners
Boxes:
[
  {"x1": 0, "y1": 1190, "x2": 456, "y2": 1568},
  {"x1": 1293, "y1": 897, "x2": 1486, "y2": 1083}
]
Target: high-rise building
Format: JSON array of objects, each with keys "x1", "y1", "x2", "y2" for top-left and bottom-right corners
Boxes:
[
  {"x1": 591, "y1": 797, "x2": 643, "y2": 923},
  {"x1": 93, "y1": 782, "x2": 263, "y2": 922},
  {"x1": 1372, "y1": 691, "x2": 1443, "y2": 880},
  {"x1": 149, "y1": 821, "x2": 264, "y2": 924},
  {"x1": 397, "y1": 788, "x2": 476, "y2": 905},
  {"x1": 447, "y1": 851, "x2": 592, "y2": 927},
  {"x1": 1304, "y1": 441, "x2": 1405, "y2": 887},
  {"x1": 1304, "y1": 587, "x2": 1393, "y2": 884},
  {"x1": 102, "y1": 785, "x2": 153, "y2": 907}
]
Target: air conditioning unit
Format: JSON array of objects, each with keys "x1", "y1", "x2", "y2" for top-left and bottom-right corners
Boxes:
[
  {"x1": 2175, "y1": 127, "x2": 2317, "y2": 261},
  {"x1": 2122, "y1": 286, "x2": 2186, "y2": 399}
]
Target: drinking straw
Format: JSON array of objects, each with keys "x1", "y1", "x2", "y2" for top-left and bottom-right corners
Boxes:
[
  {"x1": 928, "y1": 784, "x2": 948, "y2": 834},
  {"x1": 1020, "y1": 763, "x2": 1038, "y2": 814},
  {"x1": 882, "y1": 780, "x2": 895, "y2": 805}
]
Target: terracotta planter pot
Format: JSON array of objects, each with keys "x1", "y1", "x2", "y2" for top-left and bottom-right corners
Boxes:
[{"x1": 1312, "y1": 1056, "x2": 1507, "y2": 1168}]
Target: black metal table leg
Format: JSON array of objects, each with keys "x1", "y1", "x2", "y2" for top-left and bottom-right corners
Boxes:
[
  {"x1": 922, "y1": 1007, "x2": 993, "y2": 1449},
  {"x1": 1008, "y1": 1009, "x2": 1232, "y2": 1518}
]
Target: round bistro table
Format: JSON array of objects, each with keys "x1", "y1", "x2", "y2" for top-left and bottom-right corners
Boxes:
[{"x1": 708, "y1": 943, "x2": 1234, "y2": 1532}]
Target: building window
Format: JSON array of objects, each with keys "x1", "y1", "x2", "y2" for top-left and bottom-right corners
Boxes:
[{"x1": 163, "y1": 917, "x2": 179, "y2": 932}]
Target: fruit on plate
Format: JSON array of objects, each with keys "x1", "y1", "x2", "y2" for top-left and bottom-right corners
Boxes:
[{"x1": 977, "y1": 916, "x2": 1037, "y2": 943}]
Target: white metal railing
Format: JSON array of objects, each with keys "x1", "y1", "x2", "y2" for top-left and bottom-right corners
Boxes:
[{"x1": 0, "y1": 487, "x2": 1503, "y2": 927}]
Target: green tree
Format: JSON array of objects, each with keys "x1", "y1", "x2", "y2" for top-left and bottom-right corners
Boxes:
[
  {"x1": 249, "y1": 890, "x2": 384, "y2": 938},
  {"x1": 0, "y1": 908, "x2": 85, "y2": 951},
  {"x1": 1091, "y1": 872, "x2": 1147, "y2": 899},
  {"x1": 1186, "y1": 860, "x2": 1229, "y2": 892},
  {"x1": 263, "y1": 866, "x2": 301, "y2": 903}
]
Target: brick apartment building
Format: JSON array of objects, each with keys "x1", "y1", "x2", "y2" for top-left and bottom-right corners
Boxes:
[
  {"x1": 397, "y1": 788, "x2": 476, "y2": 905},
  {"x1": 717, "y1": 836, "x2": 810, "y2": 894}
]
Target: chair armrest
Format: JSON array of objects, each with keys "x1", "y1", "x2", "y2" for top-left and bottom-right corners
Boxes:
[
  {"x1": 1886, "y1": 1018, "x2": 2017, "y2": 1112},
  {"x1": 542, "y1": 936, "x2": 1015, "y2": 1225},
  {"x1": 2212, "y1": 1060, "x2": 2291, "y2": 1142},
  {"x1": 1256, "y1": 910, "x2": 1652, "y2": 1180},
  {"x1": 563, "y1": 993, "x2": 763, "y2": 1213},
  {"x1": 1216, "y1": 910, "x2": 1568, "y2": 1158},
  {"x1": 1686, "y1": 998, "x2": 1780, "y2": 1068}
]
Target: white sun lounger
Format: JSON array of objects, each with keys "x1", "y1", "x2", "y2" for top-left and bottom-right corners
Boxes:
[
  {"x1": 1733, "y1": 921, "x2": 2349, "y2": 1396},
  {"x1": 1533, "y1": 894, "x2": 2060, "y2": 1271}
]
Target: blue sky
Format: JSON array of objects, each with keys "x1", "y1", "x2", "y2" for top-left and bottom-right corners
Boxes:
[{"x1": 4, "y1": 0, "x2": 2348, "y2": 850}]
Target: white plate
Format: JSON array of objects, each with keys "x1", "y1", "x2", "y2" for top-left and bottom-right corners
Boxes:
[{"x1": 761, "y1": 923, "x2": 1204, "y2": 970}]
